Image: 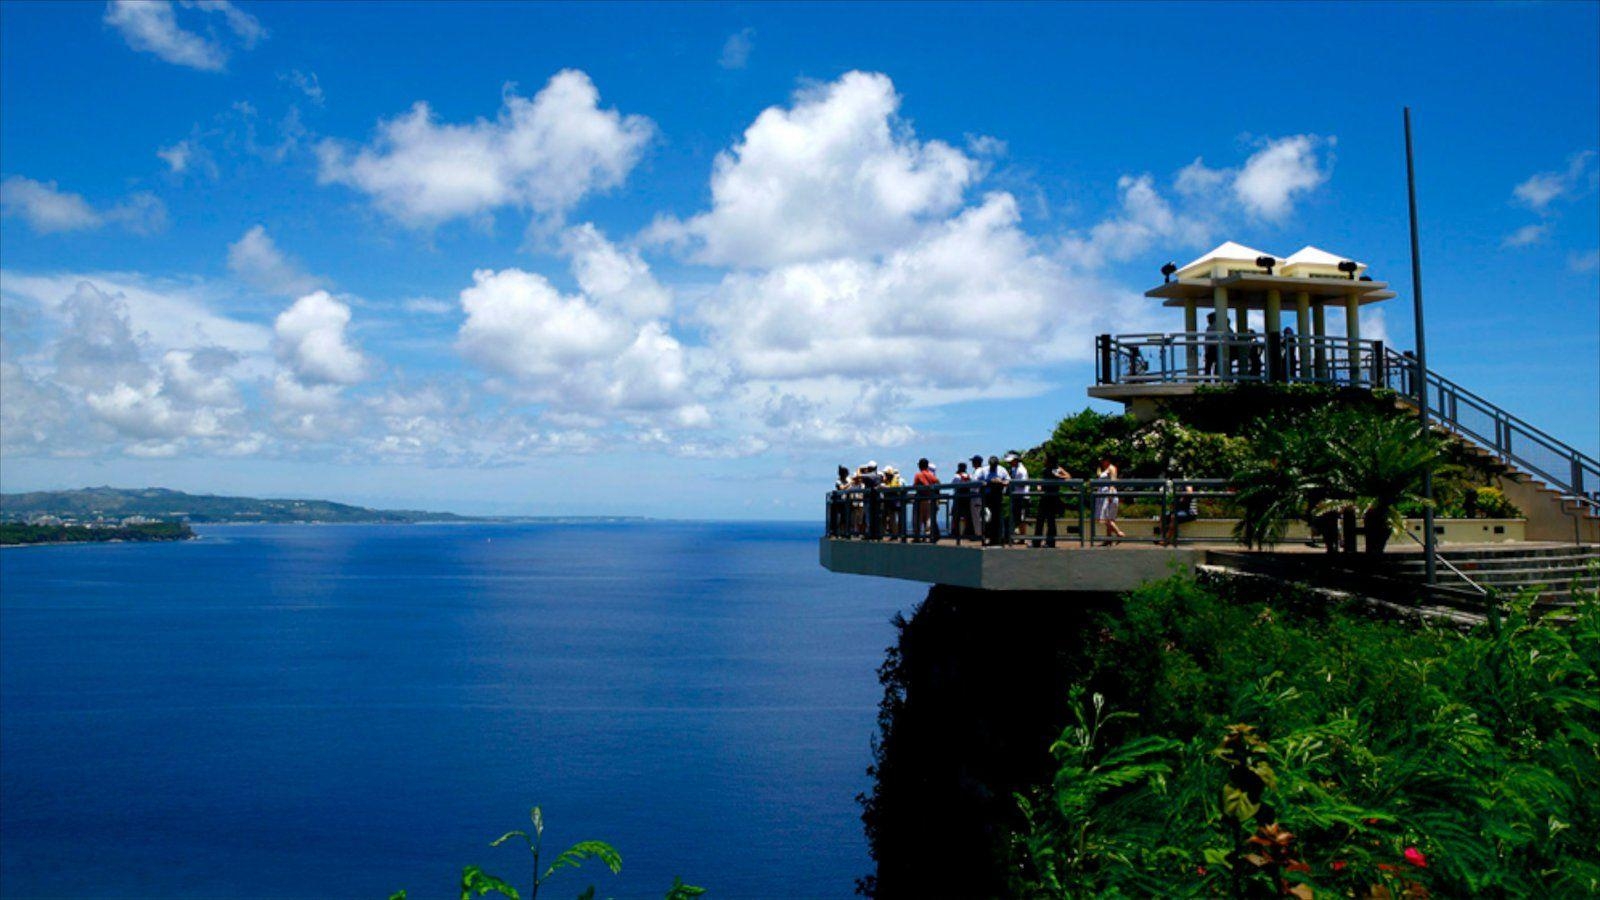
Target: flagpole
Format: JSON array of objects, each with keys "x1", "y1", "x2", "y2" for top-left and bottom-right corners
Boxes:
[{"x1": 1405, "y1": 107, "x2": 1436, "y2": 586}]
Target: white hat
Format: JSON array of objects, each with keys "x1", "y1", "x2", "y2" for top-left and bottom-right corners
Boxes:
[{"x1": 865, "y1": 460, "x2": 877, "y2": 470}]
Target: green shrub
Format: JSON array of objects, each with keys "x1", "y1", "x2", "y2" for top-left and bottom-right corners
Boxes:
[{"x1": 1010, "y1": 576, "x2": 1600, "y2": 897}]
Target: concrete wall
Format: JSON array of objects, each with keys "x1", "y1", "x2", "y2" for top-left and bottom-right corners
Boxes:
[
  {"x1": 1495, "y1": 474, "x2": 1600, "y2": 544},
  {"x1": 820, "y1": 538, "x2": 1202, "y2": 592}
]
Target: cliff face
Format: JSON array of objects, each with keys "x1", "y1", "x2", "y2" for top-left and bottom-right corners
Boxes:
[{"x1": 858, "y1": 586, "x2": 1119, "y2": 898}]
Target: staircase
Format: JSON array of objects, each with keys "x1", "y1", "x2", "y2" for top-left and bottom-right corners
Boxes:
[
  {"x1": 1373, "y1": 543, "x2": 1600, "y2": 613},
  {"x1": 1381, "y1": 350, "x2": 1600, "y2": 543}
]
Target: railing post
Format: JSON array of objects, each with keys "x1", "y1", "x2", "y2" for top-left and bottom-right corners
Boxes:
[
  {"x1": 1371, "y1": 340, "x2": 1384, "y2": 388},
  {"x1": 1096, "y1": 335, "x2": 1111, "y2": 384}
]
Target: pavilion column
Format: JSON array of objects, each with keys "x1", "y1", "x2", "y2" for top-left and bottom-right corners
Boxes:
[
  {"x1": 1312, "y1": 303, "x2": 1328, "y2": 379},
  {"x1": 1213, "y1": 286, "x2": 1230, "y2": 377},
  {"x1": 1265, "y1": 289, "x2": 1281, "y2": 334},
  {"x1": 1236, "y1": 305, "x2": 1249, "y2": 335},
  {"x1": 1183, "y1": 300, "x2": 1198, "y2": 376},
  {"x1": 1345, "y1": 295, "x2": 1361, "y2": 383},
  {"x1": 1295, "y1": 292, "x2": 1312, "y2": 379}
]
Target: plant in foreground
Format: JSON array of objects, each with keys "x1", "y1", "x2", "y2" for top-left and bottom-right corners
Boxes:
[{"x1": 387, "y1": 805, "x2": 704, "y2": 900}]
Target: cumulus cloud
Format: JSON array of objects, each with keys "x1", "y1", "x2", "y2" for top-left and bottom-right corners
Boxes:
[
  {"x1": 1061, "y1": 174, "x2": 1213, "y2": 269},
  {"x1": 227, "y1": 225, "x2": 323, "y2": 295},
  {"x1": 103, "y1": 0, "x2": 264, "y2": 72},
  {"x1": 646, "y1": 71, "x2": 978, "y2": 267},
  {"x1": 273, "y1": 291, "x2": 367, "y2": 386},
  {"x1": 0, "y1": 279, "x2": 249, "y2": 457},
  {"x1": 456, "y1": 226, "x2": 707, "y2": 424},
  {"x1": 1, "y1": 176, "x2": 167, "y2": 235},
  {"x1": 316, "y1": 70, "x2": 653, "y2": 228},
  {"x1": 1231, "y1": 135, "x2": 1332, "y2": 220}
]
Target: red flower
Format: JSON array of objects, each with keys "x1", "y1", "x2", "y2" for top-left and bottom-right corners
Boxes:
[
  {"x1": 1197, "y1": 866, "x2": 1208, "y2": 876},
  {"x1": 1332, "y1": 860, "x2": 1347, "y2": 872},
  {"x1": 1404, "y1": 847, "x2": 1428, "y2": 868},
  {"x1": 1364, "y1": 817, "x2": 1381, "y2": 825}
]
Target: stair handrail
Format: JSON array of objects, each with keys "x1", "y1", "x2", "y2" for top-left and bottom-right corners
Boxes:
[
  {"x1": 1383, "y1": 348, "x2": 1599, "y2": 514},
  {"x1": 1400, "y1": 526, "x2": 1490, "y2": 597}
]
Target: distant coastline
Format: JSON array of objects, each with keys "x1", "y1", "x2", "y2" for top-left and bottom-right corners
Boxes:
[
  {"x1": 1, "y1": 521, "x2": 196, "y2": 547},
  {"x1": 0, "y1": 486, "x2": 655, "y2": 532}
]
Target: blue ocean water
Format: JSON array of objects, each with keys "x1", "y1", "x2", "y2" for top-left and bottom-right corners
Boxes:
[{"x1": 0, "y1": 522, "x2": 924, "y2": 899}]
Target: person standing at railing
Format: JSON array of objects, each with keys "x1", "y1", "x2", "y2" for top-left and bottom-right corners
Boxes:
[
  {"x1": 831, "y1": 465, "x2": 852, "y2": 536},
  {"x1": 1006, "y1": 452, "x2": 1030, "y2": 544},
  {"x1": 1161, "y1": 483, "x2": 1197, "y2": 545},
  {"x1": 882, "y1": 466, "x2": 905, "y2": 538},
  {"x1": 912, "y1": 458, "x2": 941, "y2": 543},
  {"x1": 1093, "y1": 457, "x2": 1126, "y2": 545},
  {"x1": 1281, "y1": 327, "x2": 1297, "y2": 379},
  {"x1": 1038, "y1": 456, "x2": 1070, "y2": 548},
  {"x1": 858, "y1": 461, "x2": 884, "y2": 540},
  {"x1": 1245, "y1": 326, "x2": 1264, "y2": 378},
  {"x1": 1203, "y1": 313, "x2": 1220, "y2": 377},
  {"x1": 977, "y1": 455, "x2": 1011, "y2": 546},
  {"x1": 967, "y1": 455, "x2": 985, "y2": 538},
  {"x1": 950, "y1": 462, "x2": 975, "y2": 539}
]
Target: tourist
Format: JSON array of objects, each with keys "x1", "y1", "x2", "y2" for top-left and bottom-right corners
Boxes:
[
  {"x1": 1037, "y1": 455, "x2": 1070, "y2": 548},
  {"x1": 968, "y1": 455, "x2": 985, "y2": 538},
  {"x1": 1093, "y1": 456, "x2": 1126, "y2": 545},
  {"x1": 1203, "y1": 312, "x2": 1220, "y2": 377},
  {"x1": 1281, "y1": 326, "x2": 1297, "y2": 379},
  {"x1": 1162, "y1": 483, "x2": 1198, "y2": 545},
  {"x1": 1006, "y1": 452, "x2": 1030, "y2": 543},
  {"x1": 950, "y1": 462, "x2": 975, "y2": 539},
  {"x1": 1245, "y1": 325, "x2": 1264, "y2": 378},
  {"x1": 859, "y1": 461, "x2": 884, "y2": 540},
  {"x1": 913, "y1": 458, "x2": 940, "y2": 542},
  {"x1": 831, "y1": 464, "x2": 852, "y2": 536},
  {"x1": 882, "y1": 466, "x2": 905, "y2": 538},
  {"x1": 977, "y1": 455, "x2": 1011, "y2": 546}
]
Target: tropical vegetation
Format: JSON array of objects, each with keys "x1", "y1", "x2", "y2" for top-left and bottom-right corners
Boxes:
[
  {"x1": 1008, "y1": 574, "x2": 1600, "y2": 897},
  {"x1": 387, "y1": 806, "x2": 706, "y2": 900}
]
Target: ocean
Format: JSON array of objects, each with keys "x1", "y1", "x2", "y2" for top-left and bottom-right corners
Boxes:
[{"x1": 0, "y1": 522, "x2": 925, "y2": 899}]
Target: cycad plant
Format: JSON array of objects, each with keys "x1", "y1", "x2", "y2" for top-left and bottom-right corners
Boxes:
[{"x1": 1232, "y1": 407, "x2": 1439, "y2": 554}]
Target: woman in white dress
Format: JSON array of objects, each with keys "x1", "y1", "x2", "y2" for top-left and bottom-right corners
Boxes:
[{"x1": 1093, "y1": 457, "x2": 1127, "y2": 545}]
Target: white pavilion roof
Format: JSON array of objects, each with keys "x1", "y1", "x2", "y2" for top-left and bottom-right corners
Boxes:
[
  {"x1": 1174, "y1": 241, "x2": 1271, "y2": 279},
  {"x1": 1280, "y1": 245, "x2": 1365, "y2": 276}
]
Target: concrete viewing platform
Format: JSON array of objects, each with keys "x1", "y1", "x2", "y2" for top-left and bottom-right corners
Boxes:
[{"x1": 820, "y1": 538, "x2": 1209, "y2": 592}]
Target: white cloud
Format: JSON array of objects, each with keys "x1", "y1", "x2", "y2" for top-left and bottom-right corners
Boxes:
[
  {"x1": 0, "y1": 176, "x2": 167, "y2": 235},
  {"x1": 1513, "y1": 151, "x2": 1597, "y2": 211},
  {"x1": 560, "y1": 223, "x2": 671, "y2": 319},
  {"x1": 1060, "y1": 173, "x2": 1212, "y2": 269},
  {"x1": 0, "y1": 271, "x2": 270, "y2": 358},
  {"x1": 1, "y1": 279, "x2": 249, "y2": 456},
  {"x1": 647, "y1": 71, "x2": 979, "y2": 267},
  {"x1": 227, "y1": 225, "x2": 323, "y2": 295},
  {"x1": 719, "y1": 28, "x2": 754, "y2": 69},
  {"x1": 316, "y1": 70, "x2": 653, "y2": 228},
  {"x1": 103, "y1": 0, "x2": 263, "y2": 71},
  {"x1": 1232, "y1": 135, "x2": 1331, "y2": 220},
  {"x1": 456, "y1": 227, "x2": 706, "y2": 422},
  {"x1": 1570, "y1": 249, "x2": 1600, "y2": 273},
  {"x1": 273, "y1": 291, "x2": 367, "y2": 386},
  {"x1": 1500, "y1": 223, "x2": 1549, "y2": 249}
]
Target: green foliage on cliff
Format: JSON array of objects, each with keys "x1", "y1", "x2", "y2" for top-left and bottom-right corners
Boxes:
[
  {"x1": 1010, "y1": 575, "x2": 1600, "y2": 897},
  {"x1": 0, "y1": 521, "x2": 194, "y2": 545}
]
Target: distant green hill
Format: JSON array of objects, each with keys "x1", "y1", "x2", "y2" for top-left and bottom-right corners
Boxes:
[{"x1": 0, "y1": 487, "x2": 475, "y2": 524}]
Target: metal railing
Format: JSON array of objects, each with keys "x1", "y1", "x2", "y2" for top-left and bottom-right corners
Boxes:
[
  {"x1": 825, "y1": 478, "x2": 1236, "y2": 547},
  {"x1": 1091, "y1": 331, "x2": 1597, "y2": 516},
  {"x1": 1095, "y1": 331, "x2": 1386, "y2": 389},
  {"x1": 1380, "y1": 349, "x2": 1599, "y2": 515}
]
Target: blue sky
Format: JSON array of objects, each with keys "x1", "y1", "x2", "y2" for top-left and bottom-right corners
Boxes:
[{"x1": 2, "y1": 1, "x2": 1596, "y2": 518}]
